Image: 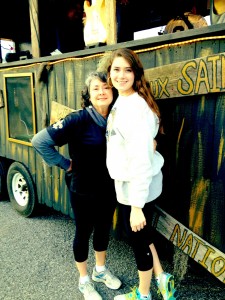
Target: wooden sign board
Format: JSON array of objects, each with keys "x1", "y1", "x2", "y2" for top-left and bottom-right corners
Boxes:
[
  {"x1": 153, "y1": 205, "x2": 225, "y2": 283},
  {"x1": 50, "y1": 101, "x2": 75, "y2": 124},
  {"x1": 145, "y1": 52, "x2": 225, "y2": 99}
]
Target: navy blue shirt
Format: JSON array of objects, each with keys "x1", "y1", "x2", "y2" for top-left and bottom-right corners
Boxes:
[{"x1": 46, "y1": 109, "x2": 115, "y2": 195}]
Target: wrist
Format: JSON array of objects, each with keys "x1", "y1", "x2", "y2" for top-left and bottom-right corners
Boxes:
[
  {"x1": 131, "y1": 206, "x2": 142, "y2": 211},
  {"x1": 66, "y1": 159, "x2": 72, "y2": 172}
]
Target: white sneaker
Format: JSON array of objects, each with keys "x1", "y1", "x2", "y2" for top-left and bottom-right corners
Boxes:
[
  {"x1": 92, "y1": 267, "x2": 122, "y2": 290},
  {"x1": 79, "y1": 281, "x2": 102, "y2": 300}
]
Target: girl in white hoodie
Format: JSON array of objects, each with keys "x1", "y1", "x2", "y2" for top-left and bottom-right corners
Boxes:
[{"x1": 106, "y1": 48, "x2": 177, "y2": 300}]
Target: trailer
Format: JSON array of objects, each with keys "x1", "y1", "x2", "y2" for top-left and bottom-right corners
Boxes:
[{"x1": 0, "y1": 0, "x2": 224, "y2": 285}]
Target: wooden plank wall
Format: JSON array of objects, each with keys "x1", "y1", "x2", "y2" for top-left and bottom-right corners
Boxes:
[
  {"x1": 32, "y1": 55, "x2": 101, "y2": 217},
  {"x1": 138, "y1": 39, "x2": 225, "y2": 253},
  {"x1": 0, "y1": 60, "x2": 82, "y2": 216},
  {"x1": 0, "y1": 37, "x2": 224, "y2": 255}
]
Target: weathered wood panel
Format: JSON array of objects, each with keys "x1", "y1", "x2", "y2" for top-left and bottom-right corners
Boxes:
[
  {"x1": 207, "y1": 93, "x2": 225, "y2": 249},
  {"x1": 29, "y1": 0, "x2": 40, "y2": 58},
  {"x1": 157, "y1": 92, "x2": 225, "y2": 255},
  {"x1": 33, "y1": 65, "x2": 50, "y2": 205},
  {"x1": 0, "y1": 108, "x2": 6, "y2": 157},
  {"x1": 53, "y1": 63, "x2": 66, "y2": 212},
  {"x1": 105, "y1": 0, "x2": 116, "y2": 45},
  {"x1": 39, "y1": 64, "x2": 56, "y2": 208},
  {"x1": 144, "y1": 52, "x2": 225, "y2": 99},
  {"x1": 0, "y1": 32, "x2": 224, "y2": 284},
  {"x1": 64, "y1": 61, "x2": 76, "y2": 109},
  {"x1": 153, "y1": 205, "x2": 225, "y2": 284}
]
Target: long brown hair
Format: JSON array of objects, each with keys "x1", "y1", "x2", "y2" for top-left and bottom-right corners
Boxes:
[{"x1": 107, "y1": 48, "x2": 161, "y2": 120}]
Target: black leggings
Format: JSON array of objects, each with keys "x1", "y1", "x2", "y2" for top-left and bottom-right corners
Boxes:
[
  {"x1": 70, "y1": 191, "x2": 117, "y2": 263},
  {"x1": 119, "y1": 201, "x2": 156, "y2": 271}
]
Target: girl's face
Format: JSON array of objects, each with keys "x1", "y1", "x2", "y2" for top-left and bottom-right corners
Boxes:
[
  {"x1": 89, "y1": 78, "x2": 113, "y2": 112},
  {"x1": 110, "y1": 57, "x2": 135, "y2": 96}
]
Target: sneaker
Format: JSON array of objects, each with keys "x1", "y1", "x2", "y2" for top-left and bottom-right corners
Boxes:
[
  {"x1": 92, "y1": 267, "x2": 122, "y2": 289},
  {"x1": 156, "y1": 272, "x2": 178, "y2": 300},
  {"x1": 79, "y1": 281, "x2": 102, "y2": 300},
  {"x1": 114, "y1": 287, "x2": 152, "y2": 300}
]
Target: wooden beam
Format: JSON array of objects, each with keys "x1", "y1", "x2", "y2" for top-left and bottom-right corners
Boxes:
[
  {"x1": 153, "y1": 205, "x2": 225, "y2": 284},
  {"x1": 105, "y1": 0, "x2": 117, "y2": 45},
  {"x1": 29, "y1": 0, "x2": 40, "y2": 58}
]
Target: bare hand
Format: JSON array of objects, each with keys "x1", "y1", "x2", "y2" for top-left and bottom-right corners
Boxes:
[
  {"x1": 67, "y1": 159, "x2": 72, "y2": 172},
  {"x1": 153, "y1": 139, "x2": 157, "y2": 152},
  {"x1": 130, "y1": 207, "x2": 146, "y2": 232}
]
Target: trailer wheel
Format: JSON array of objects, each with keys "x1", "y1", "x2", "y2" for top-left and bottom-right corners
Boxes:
[{"x1": 7, "y1": 162, "x2": 37, "y2": 217}]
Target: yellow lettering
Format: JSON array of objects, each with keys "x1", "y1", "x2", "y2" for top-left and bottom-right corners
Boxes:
[
  {"x1": 150, "y1": 81, "x2": 159, "y2": 98},
  {"x1": 177, "y1": 61, "x2": 196, "y2": 95},
  {"x1": 198, "y1": 245, "x2": 215, "y2": 269},
  {"x1": 211, "y1": 256, "x2": 225, "y2": 281},
  {"x1": 191, "y1": 236, "x2": 205, "y2": 259},
  {"x1": 181, "y1": 233, "x2": 193, "y2": 255},
  {"x1": 158, "y1": 78, "x2": 170, "y2": 98},
  {"x1": 207, "y1": 55, "x2": 220, "y2": 92},
  {"x1": 164, "y1": 216, "x2": 225, "y2": 283},
  {"x1": 170, "y1": 224, "x2": 187, "y2": 247},
  {"x1": 195, "y1": 60, "x2": 210, "y2": 94}
]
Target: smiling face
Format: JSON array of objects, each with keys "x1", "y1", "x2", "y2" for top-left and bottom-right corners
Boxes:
[
  {"x1": 110, "y1": 56, "x2": 135, "y2": 96},
  {"x1": 89, "y1": 78, "x2": 113, "y2": 115}
]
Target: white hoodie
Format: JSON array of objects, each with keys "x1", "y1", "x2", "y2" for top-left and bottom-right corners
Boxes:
[{"x1": 106, "y1": 92, "x2": 164, "y2": 208}]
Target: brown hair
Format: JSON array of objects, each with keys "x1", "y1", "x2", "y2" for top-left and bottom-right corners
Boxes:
[{"x1": 107, "y1": 48, "x2": 161, "y2": 120}]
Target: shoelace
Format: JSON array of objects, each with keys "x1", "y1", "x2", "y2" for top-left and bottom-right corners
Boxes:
[
  {"x1": 82, "y1": 282, "x2": 95, "y2": 294},
  {"x1": 104, "y1": 269, "x2": 115, "y2": 279}
]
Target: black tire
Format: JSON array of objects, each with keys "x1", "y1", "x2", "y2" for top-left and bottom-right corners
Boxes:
[
  {"x1": 7, "y1": 162, "x2": 37, "y2": 217},
  {"x1": 0, "y1": 160, "x2": 8, "y2": 200}
]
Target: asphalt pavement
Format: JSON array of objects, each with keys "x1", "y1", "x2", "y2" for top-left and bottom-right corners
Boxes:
[{"x1": 0, "y1": 199, "x2": 225, "y2": 300}]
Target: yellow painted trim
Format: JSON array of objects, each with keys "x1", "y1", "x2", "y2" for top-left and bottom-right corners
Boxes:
[{"x1": 3, "y1": 73, "x2": 36, "y2": 146}]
